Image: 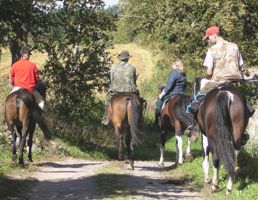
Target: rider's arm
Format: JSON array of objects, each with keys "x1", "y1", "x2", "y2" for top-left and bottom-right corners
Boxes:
[
  {"x1": 34, "y1": 65, "x2": 39, "y2": 82},
  {"x1": 110, "y1": 65, "x2": 115, "y2": 82},
  {"x1": 203, "y1": 49, "x2": 213, "y2": 78},
  {"x1": 10, "y1": 65, "x2": 15, "y2": 86},
  {"x1": 238, "y1": 50, "x2": 244, "y2": 71},
  {"x1": 133, "y1": 66, "x2": 137, "y2": 85},
  {"x1": 163, "y1": 71, "x2": 177, "y2": 94},
  {"x1": 207, "y1": 68, "x2": 213, "y2": 77}
]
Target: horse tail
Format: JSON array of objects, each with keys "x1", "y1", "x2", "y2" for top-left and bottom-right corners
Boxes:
[
  {"x1": 128, "y1": 94, "x2": 142, "y2": 145},
  {"x1": 18, "y1": 94, "x2": 52, "y2": 140},
  {"x1": 214, "y1": 91, "x2": 235, "y2": 177}
]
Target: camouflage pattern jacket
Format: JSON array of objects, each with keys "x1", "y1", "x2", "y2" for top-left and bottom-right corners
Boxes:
[
  {"x1": 110, "y1": 61, "x2": 138, "y2": 93},
  {"x1": 204, "y1": 40, "x2": 243, "y2": 83}
]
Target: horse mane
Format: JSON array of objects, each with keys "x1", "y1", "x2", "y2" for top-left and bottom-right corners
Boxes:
[{"x1": 173, "y1": 94, "x2": 195, "y2": 129}]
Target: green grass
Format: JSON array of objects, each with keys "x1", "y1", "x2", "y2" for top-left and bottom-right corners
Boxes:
[
  {"x1": 54, "y1": 138, "x2": 112, "y2": 160},
  {"x1": 162, "y1": 134, "x2": 258, "y2": 200}
]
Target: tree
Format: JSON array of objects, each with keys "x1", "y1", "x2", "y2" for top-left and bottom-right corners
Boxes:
[
  {"x1": 0, "y1": 0, "x2": 50, "y2": 64},
  {"x1": 116, "y1": 0, "x2": 258, "y2": 70},
  {"x1": 0, "y1": 0, "x2": 117, "y2": 136},
  {"x1": 39, "y1": 1, "x2": 116, "y2": 128}
]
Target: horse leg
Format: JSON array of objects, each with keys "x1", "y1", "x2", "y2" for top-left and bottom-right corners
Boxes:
[
  {"x1": 185, "y1": 138, "x2": 193, "y2": 161},
  {"x1": 175, "y1": 135, "x2": 183, "y2": 164},
  {"x1": 202, "y1": 134, "x2": 210, "y2": 185},
  {"x1": 126, "y1": 130, "x2": 134, "y2": 170},
  {"x1": 115, "y1": 126, "x2": 123, "y2": 160},
  {"x1": 234, "y1": 150, "x2": 239, "y2": 172},
  {"x1": 226, "y1": 175, "x2": 234, "y2": 195},
  {"x1": 11, "y1": 130, "x2": 17, "y2": 161},
  {"x1": 158, "y1": 130, "x2": 167, "y2": 166},
  {"x1": 18, "y1": 127, "x2": 28, "y2": 167},
  {"x1": 27, "y1": 124, "x2": 35, "y2": 163},
  {"x1": 211, "y1": 156, "x2": 220, "y2": 192}
]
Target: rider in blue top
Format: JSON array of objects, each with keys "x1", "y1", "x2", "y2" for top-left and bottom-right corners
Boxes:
[{"x1": 155, "y1": 59, "x2": 187, "y2": 125}]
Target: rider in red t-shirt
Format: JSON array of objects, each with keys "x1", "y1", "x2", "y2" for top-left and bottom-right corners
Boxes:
[{"x1": 10, "y1": 47, "x2": 45, "y2": 109}]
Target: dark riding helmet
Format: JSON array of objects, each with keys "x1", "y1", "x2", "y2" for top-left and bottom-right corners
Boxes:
[
  {"x1": 20, "y1": 46, "x2": 32, "y2": 57},
  {"x1": 118, "y1": 50, "x2": 132, "y2": 61}
]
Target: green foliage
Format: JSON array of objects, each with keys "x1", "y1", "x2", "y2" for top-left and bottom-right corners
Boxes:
[
  {"x1": 0, "y1": 0, "x2": 118, "y2": 158},
  {"x1": 0, "y1": 0, "x2": 52, "y2": 63},
  {"x1": 117, "y1": 0, "x2": 258, "y2": 68},
  {"x1": 235, "y1": 82, "x2": 258, "y2": 105},
  {"x1": 40, "y1": 1, "x2": 116, "y2": 123}
]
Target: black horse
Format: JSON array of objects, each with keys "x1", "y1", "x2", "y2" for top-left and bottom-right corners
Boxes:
[
  {"x1": 5, "y1": 80, "x2": 51, "y2": 167},
  {"x1": 192, "y1": 78, "x2": 250, "y2": 193},
  {"x1": 158, "y1": 94, "x2": 198, "y2": 166}
]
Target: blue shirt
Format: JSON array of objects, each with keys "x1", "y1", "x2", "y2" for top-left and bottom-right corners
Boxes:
[{"x1": 163, "y1": 69, "x2": 186, "y2": 97}]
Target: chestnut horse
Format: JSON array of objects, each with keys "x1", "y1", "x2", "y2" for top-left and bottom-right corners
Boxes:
[
  {"x1": 108, "y1": 92, "x2": 144, "y2": 170},
  {"x1": 193, "y1": 78, "x2": 250, "y2": 193},
  {"x1": 158, "y1": 94, "x2": 198, "y2": 166},
  {"x1": 5, "y1": 81, "x2": 51, "y2": 167}
]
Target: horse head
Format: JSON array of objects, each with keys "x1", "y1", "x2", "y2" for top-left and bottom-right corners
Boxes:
[{"x1": 35, "y1": 79, "x2": 48, "y2": 99}]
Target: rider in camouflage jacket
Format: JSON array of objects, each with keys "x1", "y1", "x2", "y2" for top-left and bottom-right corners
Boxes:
[
  {"x1": 101, "y1": 50, "x2": 139, "y2": 125},
  {"x1": 190, "y1": 26, "x2": 255, "y2": 117}
]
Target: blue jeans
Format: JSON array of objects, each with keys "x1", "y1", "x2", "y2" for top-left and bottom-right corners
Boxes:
[{"x1": 155, "y1": 95, "x2": 171, "y2": 112}]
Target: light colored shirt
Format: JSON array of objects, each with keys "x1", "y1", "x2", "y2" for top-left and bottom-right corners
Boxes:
[{"x1": 203, "y1": 40, "x2": 243, "y2": 81}]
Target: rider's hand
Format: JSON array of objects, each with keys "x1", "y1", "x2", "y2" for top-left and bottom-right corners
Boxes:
[{"x1": 159, "y1": 89, "x2": 166, "y2": 99}]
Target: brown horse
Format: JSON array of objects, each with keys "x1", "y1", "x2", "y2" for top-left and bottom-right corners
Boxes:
[
  {"x1": 108, "y1": 92, "x2": 144, "y2": 170},
  {"x1": 5, "y1": 81, "x2": 51, "y2": 167},
  {"x1": 158, "y1": 94, "x2": 198, "y2": 166},
  {"x1": 192, "y1": 78, "x2": 250, "y2": 193}
]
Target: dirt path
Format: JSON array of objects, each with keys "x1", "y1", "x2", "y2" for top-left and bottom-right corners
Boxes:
[{"x1": 6, "y1": 158, "x2": 204, "y2": 199}]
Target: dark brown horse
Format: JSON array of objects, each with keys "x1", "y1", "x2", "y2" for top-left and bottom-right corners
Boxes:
[
  {"x1": 193, "y1": 78, "x2": 250, "y2": 193},
  {"x1": 158, "y1": 93, "x2": 198, "y2": 166},
  {"x1": 5, "y1": 81, "x2": 51, "y2": 167},
  {"x1": 108, "y1": 92, "x2": 144, "y2": 170}
]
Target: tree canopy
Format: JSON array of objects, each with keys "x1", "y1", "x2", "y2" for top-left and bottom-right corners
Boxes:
[
  {"x1": 0, "y1": 0, "x2": 117, "y2": 130},
  {"x1": 116, "y1": 0, "x2": 258, "y2": 70}
]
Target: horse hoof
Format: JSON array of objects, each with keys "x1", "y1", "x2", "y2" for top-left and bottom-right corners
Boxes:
[
  {"x1": 226, "y1": 189, "x2": 232, "y2": 195},
  {"x1": 204, "y1": 181, "x2": 211, "y2": 189},
  {"x1": 19, "y1": 163, "x2": 25, "y2": 168},
  {"x1": 211, "y1": 185, "x2": 220, "y2": 193},
  {"x1": 190, "y1": 135, "x2": 198, "y2": 143},
  {"x1": 177, "y1": 160, "x2": 183, "y2": 165},
  {"x1": 185, "y1": 154, "x2": 193, "y2": 161},
  {"x1": 129, "y1": 160, "x2": 134, "y2": 170},
  {"x1": 12, "y1": 155, "x2": 17, "y2": 161},
  {"x1": 184, "y1": 129, "x2": 191, "y2": 137},
  {"x1": 158, "y1": 162, "x2": 164, "y2": 167}
]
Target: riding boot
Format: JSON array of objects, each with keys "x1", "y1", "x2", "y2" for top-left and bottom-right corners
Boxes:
[
  {"x1": 101, "y1": 105, "x2": 109, "y2": 125},
  {"x1": 246, "y1": 101, "x2": 255, "y2": 117},
  {"x1": 189, "y1": 96, "x2": 205, "y2": 114}
]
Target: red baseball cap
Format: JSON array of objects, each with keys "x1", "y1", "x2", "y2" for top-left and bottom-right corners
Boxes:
[{"x1": 203, "y1": 26, "x2": 220, "y2": 40}]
